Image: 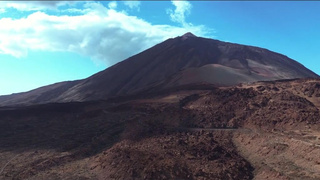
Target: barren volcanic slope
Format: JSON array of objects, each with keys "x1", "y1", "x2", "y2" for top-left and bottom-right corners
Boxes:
[
  {"x1": 1, "y1": 79, "x2": 320, "y2": 179},
  {"x1": 0, "y1": 33, "x2": 320, "y2": 179},
  {"x1": 0, "y1": 33, "x2": 318, "y2": 106}
]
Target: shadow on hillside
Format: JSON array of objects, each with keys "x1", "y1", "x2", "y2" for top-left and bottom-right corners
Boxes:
[{"x1": 0, "y1": 102, "x2": 126, "y2": 157}]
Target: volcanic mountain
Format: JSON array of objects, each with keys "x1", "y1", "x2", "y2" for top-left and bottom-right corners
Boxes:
[
  {"x1": 0, "y1": 33, "x2": 318, "y2": 106},
  {"x1": 1, "y1": 33, "x2": 320, "y2": 180}
]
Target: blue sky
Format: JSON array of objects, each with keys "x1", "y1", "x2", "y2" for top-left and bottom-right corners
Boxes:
[{"x1": 0, "y1": 1, "x2": 319, "y2": 95}]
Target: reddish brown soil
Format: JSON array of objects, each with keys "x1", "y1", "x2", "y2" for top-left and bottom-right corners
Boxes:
[
  {"x1": 92, "y1": 132, "x2": 253, "y2": 180},
  {"x1": 0, "y1": 78, "x2": 320, "y2": 179}
]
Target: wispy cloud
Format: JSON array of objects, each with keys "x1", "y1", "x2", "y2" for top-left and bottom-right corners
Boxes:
[
  {"x1": 123, "y1": 1, "x2": 141, "y2": 11},
  {"x1": 167, "y1": 0, "x2": 192, "y2": 27},
  {"x1": 0, "y1": 7, "x2": 5, "y2": 13},
  {"x1": 0, "y1": 1, "x2": 211, "y2": 66},
  {"x1": 0, "y1": 1, "x2": 72, "y2": 11},
  {"x1": 108, "y1": 1, "x2": 118, "y2": 10}
]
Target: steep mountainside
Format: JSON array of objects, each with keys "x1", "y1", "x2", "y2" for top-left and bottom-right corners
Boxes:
[{"x1": 0, "y1": 33, "x2": 318, "y2": 106}]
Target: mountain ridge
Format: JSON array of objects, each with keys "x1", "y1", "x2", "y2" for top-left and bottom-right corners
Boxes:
[{"x1": 0, "y1": 33, "x2": 318, "y2": 106}]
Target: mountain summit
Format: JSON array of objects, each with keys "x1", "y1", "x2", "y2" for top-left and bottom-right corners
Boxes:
[
  {"x1": 182, "y1": 32, "x2": 196, "y2": 37},
  {"x1": 181, "y1": 32, "x2": 196, "y2": 40},
  {"x1": 0, "y1": 34, "x2": 318, "y2": 106}
]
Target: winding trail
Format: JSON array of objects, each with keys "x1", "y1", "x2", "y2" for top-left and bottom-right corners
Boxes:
[
  {"x1": 176, "y1": 127, "x2": 249, "y2": 131},
  {"x1": 0, "y1": 154, "x2": 19, "y2": 175}
]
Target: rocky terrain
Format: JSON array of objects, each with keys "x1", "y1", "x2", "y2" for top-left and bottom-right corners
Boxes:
[
  {"x1": 1, "y1": 33, "x2": 320, "y2": 179},
  {"x1": 1, "y1": 78, "x2": 320, "y2": 179}
]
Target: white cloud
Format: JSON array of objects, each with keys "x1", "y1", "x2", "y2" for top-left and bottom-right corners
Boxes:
[
  {"x1": 123, "y1": 1, "x2": 141, "y2": 11},
  {"x1": 0, "y1": 1, "x2": 72, "y2": 11},
  {"x1": 0, "y1": 1, "x2": 211, "y2": 66},
  {"x1": 108, "y1": 1, "x2": 117, "y2": 9},
  {"x1": 167, "y1": 0, "x2": 192, "y2": 26},
  {"x1": 0, "y1": 7, "x2": 5, "y2": 13}
]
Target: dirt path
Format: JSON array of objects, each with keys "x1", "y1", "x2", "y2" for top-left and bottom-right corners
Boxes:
[
  {"x1": 233, "y1": 130, "x2": 320, "y2": 180},
  {"x1": 174, "y1": 127, "x2": 251, "y2": 133},
  {"x1": 0, "y1": 154, "x2": 20, "y2": 175}
]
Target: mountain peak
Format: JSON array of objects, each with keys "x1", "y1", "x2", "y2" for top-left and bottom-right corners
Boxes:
[
  {"x1": 181, "y1": 32, "x2": 196, "y2": 40},
  {"x1": 0, "y1": 34, "x2": 318, "y2": 107}
]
